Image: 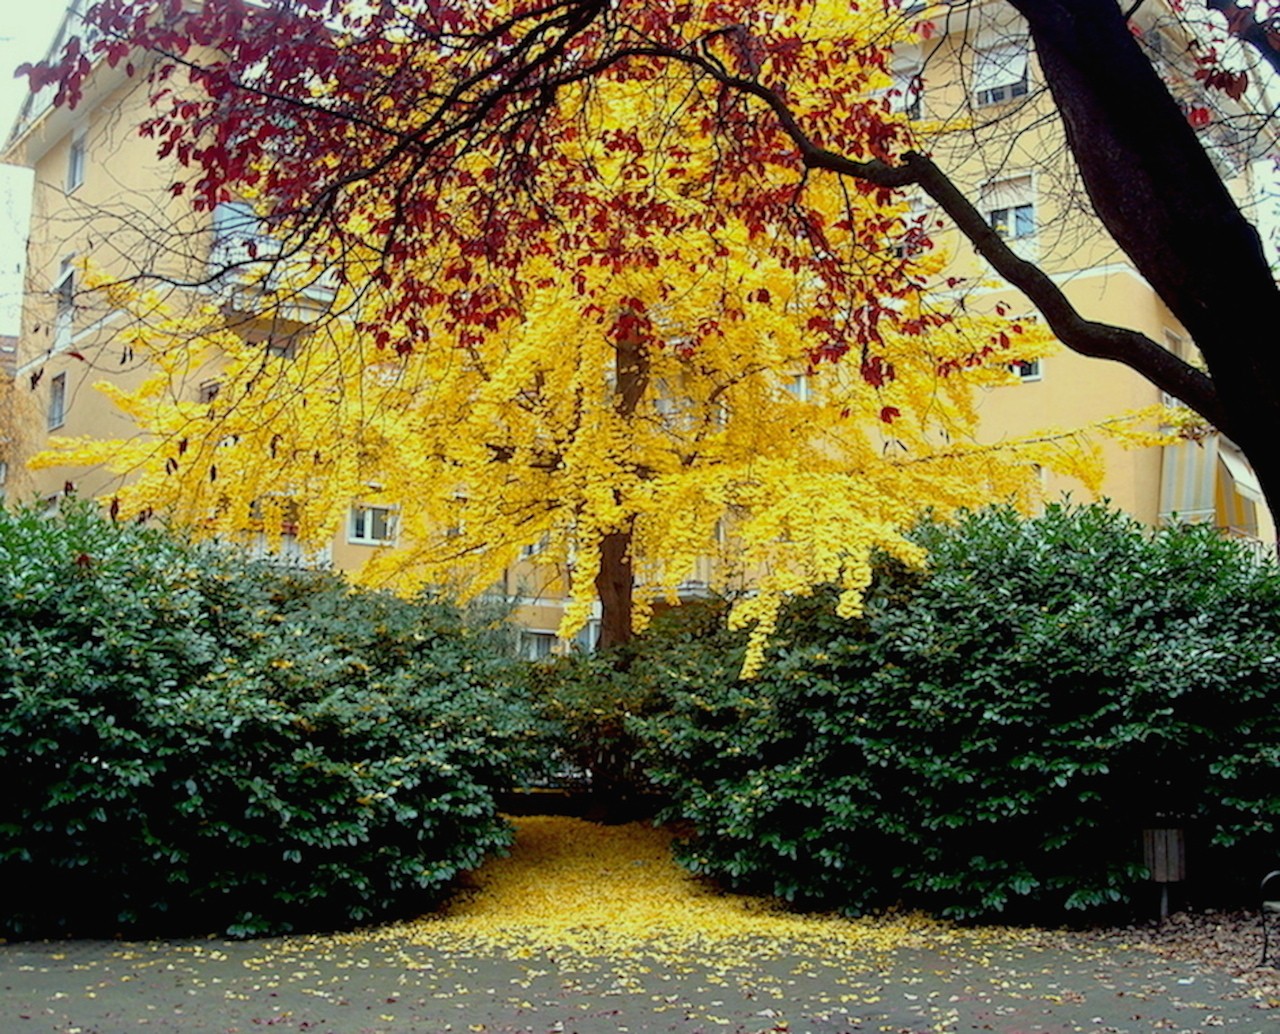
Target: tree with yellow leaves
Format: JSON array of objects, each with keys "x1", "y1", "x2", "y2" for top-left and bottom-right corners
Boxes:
[
  {"x1": 32, "y1": 1, "x2": 1148, "y2": 671},
  {"x1": 43, "y1": 214, "x2": 1108, "y2": 674}
]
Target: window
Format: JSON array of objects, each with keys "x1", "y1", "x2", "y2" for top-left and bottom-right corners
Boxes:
[
  {"x1": 984, "y1": 176, "x2": 1035, "y2": 240},
  {"x1": 989, "y1": 203, "x2": 1034, "y2": 239},
  {"x1": 974, "y1": 40, "x2": 1029, "y2": 106},
  {"x1": 1008, "y1": 358, "x2": 1042, "y2": 382},
  {"x1": 890, "y1": 196, "x2": 929, "y2": 258},
  {"x1": 349, "y1": 504, "x2": 396, "y2": 545},
  {"x1": 785, "y1": 372, "x2": 814, "y2": 402},
  {"x1": 1164, "y1": 329, "x2": 1196, "y2": 363},
  {"x1": 53, "y1": 260, "x2": 75, "y2": 350},
  {"x1": 891, "y1": 67, "x2": 923, "y2": 120},
  {"x1": 572, "y1": 620, "x2": 600, "y2": 654},
  {"x1": 48, "y1": 372, "x2": 67, "y2": 430},
  {"x1": 210, "y1": 200, "x2": 277, "y2": 274},
  {"x1": 248, "y1": 530, "x2": 306, "y2": 566},
  {"x1": 198, "y1": 379, "x2": 221, "y2": 404},
  {"x1": 654, "y1": 376, "x2": 696, "y2": 431},
  {"x1": 519, "y1": 629, "x2": 557, "y2": 662},
  {"x1": 212, "y1": 201, "x2": 260, "y2": 249},
  {"x1": 520, "y1": 534, "x2": 550, "y2": 559},
  {"x1": 66, "y1": 127, "x2": 87, "y2": 192}
]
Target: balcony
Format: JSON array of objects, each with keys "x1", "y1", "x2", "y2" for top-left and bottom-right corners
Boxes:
[{"x1": 208, "y1": 202, "x2": 339, "y2": 316}]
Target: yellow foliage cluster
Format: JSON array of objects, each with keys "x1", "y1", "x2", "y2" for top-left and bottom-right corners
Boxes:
[
  {"x1": 38, "y1": 234, "x2": 1110, "y2": 674},
  {"x1": 31, "y1": 6, "x2": 1166, "y2": 671}
]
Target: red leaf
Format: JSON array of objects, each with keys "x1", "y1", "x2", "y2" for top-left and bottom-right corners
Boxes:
[
  {"x1": 879, "y1": 406, "x2": 901, "y2": 424},
  {"x1": 1187, "y1": 106, "x2": 1211, "y2": 128}
]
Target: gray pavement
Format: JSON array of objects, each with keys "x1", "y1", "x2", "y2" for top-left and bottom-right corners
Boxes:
[{"x1": 1, "y1": 926, "x2": 1274, "y2": 1034}]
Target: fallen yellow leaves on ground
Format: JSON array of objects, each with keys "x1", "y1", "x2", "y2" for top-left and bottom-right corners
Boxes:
[{"x1": 362, "y1": 816, "x2": 1047, "y2": 969}]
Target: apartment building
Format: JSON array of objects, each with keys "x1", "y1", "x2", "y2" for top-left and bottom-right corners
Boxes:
[
  {"x1": 1, "y1": 1, "x2": 1273, "y2": 655},
  {"x1": 889, "y1": 0, "x2": 1274, "y2": 544}
]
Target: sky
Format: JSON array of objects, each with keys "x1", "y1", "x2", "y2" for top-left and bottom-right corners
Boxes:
[
  {"x1": 0, "y1": 8, "x2": 65, "y2": 337},
  {"x1": 0, "y1": 6, "x2": 71, "y2": 142}
]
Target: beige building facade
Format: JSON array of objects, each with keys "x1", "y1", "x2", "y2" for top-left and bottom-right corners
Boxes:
[
  {"x1": 895, "y1": 0, "x2": 1273, "y2": 543},
  {"x1": 1, "y1": 1, "x2": 1273, "y2": 655}
]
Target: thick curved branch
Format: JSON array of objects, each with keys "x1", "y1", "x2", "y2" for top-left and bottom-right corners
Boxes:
[
  {"x1": 641, "y1": 43, "x2": 1228, "y2": 432},
  {"x1": 896, "y1": 151, "x2": 1230, "y2": 434}
]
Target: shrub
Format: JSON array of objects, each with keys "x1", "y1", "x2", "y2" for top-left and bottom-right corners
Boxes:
[
  {"x1": 524, "y1": 599, "x2": 738, "y2": 805},
  {"x1": 635, "y1": 505, "x2": 1280, "y2": 920},
  {"x1": 0, "y1": 504, "x2": 543, "y2": 938}
]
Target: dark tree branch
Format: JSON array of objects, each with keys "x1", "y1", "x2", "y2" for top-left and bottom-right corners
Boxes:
[
  {"x1": 628, "y1": 38, "x2": 1229, "y2": 431},
  {"x1": 897, "y1": 150, "x2": 1230, "y2": 433}
]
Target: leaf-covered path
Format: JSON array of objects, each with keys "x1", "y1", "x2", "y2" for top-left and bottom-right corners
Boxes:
[{"x1": 2, "y1": 817, "x2": 1274, "y2": 1033}]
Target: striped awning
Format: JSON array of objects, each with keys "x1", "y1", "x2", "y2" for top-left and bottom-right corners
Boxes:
[
  {"x1": 1218, "y1": 439, "x2": 1264, "y2": 504},
  {"x1": 1160, "y1": 434, "x2": 1263, "y2": 535},
  {"x1": 1159, "y1": 436, "x2": 1219, "y2": 524}
]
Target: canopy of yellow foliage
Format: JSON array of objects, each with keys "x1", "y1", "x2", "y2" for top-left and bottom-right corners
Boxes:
[{"x1": 33, "y1": 6, "x2": 1158, "y2": 671}]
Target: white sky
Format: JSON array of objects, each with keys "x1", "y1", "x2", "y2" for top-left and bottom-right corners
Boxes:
[
  {"x1": 1, "y1": 6, "x2": 73, "y2": 142},
  {"x1": 0, "y1": 9, "x2": 66, "y2": 337}
]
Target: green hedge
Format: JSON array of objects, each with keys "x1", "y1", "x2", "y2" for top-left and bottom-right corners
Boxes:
[
  {"x1": 635, "y1": 505, "x2": 1280, "y2": 920},
  {"x1": 0, "y1": 504, "x2": 544, "y2": 937},
  {"x1": 525, "y1": 600, "x2": 736, "y2": 806}
]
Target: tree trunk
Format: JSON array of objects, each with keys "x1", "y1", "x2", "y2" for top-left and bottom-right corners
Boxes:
[
  {"x1": 593, "y1": 329, "x2": 649, "y2": 652},
  {"x1": 595, "y1": 527, "x2": 634, "y2": 652}
]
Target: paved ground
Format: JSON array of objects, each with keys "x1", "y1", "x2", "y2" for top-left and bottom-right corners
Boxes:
[
  {"x1": 2, "y1": 931, "x2": 1273, "y2": 1034},
  {"x1": 2, "y1": 818, "x2": 1274, "y2": 1034}
]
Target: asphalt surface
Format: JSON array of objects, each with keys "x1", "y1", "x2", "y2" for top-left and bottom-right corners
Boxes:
[
  {"x1": 2, "y1": 926, "x2": 1274, "y2": 1033},
  {"x1": 3, "y1": 815, "x2": 1275, "y2": 1034}
]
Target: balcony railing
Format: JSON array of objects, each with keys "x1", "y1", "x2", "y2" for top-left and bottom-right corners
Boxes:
[{"x1": 209, "y1": 202, "x2": 339, "y2": 309}]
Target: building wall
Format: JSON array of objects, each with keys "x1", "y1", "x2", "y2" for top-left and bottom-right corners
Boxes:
[
  {"x1": 895, "y1": 0, "x2": 1273, "y2": 541},
  {"x1": 2, "y1": 2, "x2": 1273, "y2": 654},
  {"x1": 6, "y1": 55, "x2": 206, "y2": 505}
]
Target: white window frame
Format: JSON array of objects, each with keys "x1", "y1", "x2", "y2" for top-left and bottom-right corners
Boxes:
[
  {"x1": 572, "y1": 619, "x2": 601, "y2": 654},
  {"x1": 974, "y1": 40, "x2": 1030, "y2": 106},
  {"x1": 66, "y1": 126, "x2": 87, "y2": 192},
  {"x1": 348, "y1": 504, "x2": 397, "y2": 545},
  {"x1": 891, "y1": 66, "x2": 924, "y2": 120},
  {"x1": 890, "y1": 194, "x2": 930, "y2": 258},
  {"x1": 784, "y1": 372, "x2": 814, "y2": 402},
  {"x1": 1008, "y1": 358, "x2": 1043, "y2": 382},
  {"x1": 210, "y1": 200, "x2": 278, "y2": 274},
  {"x1": 520, "y1": 533, "x2": 550, "y2": 559},
  {"x1": 653, "y1": 376, "x2": 696, "y2": 431},
  {"x1": 53, "y1": 259, "x2": 75, "y2": 351},
  {"x1": 48, "y1": 372, "x2": 67, "y2": 430},
  {"x1": 988, "y1": 203, "x2": 1035, "y2": 240},
  {"x1": 983, "y1": 175, "x2": 1036, "y2": 241},
  {"x1": 519, "y1": 629, "x2": 558, "y2": 662}
]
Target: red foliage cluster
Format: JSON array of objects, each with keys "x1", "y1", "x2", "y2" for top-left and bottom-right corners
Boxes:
[{"x1": 25, "y1": 0, "x2": 935, "y2": 387}]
